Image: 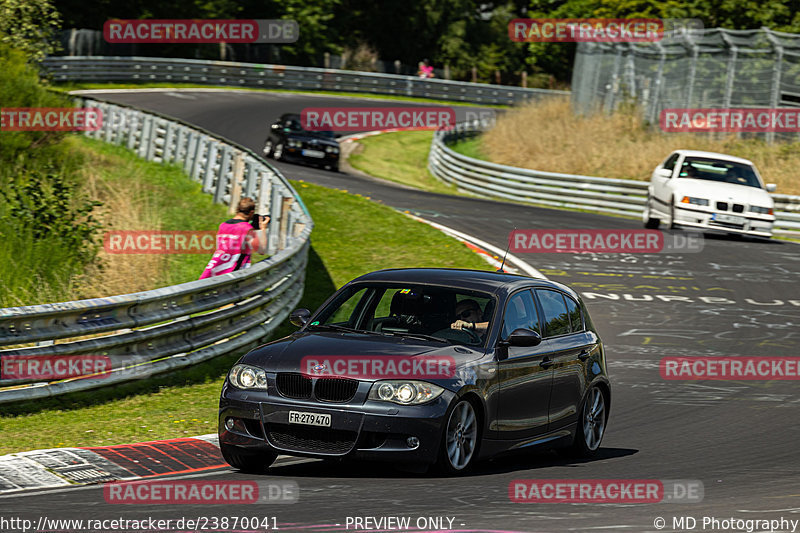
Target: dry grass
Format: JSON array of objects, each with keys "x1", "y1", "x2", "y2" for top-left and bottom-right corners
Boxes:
[
  {"x1": 481, "y1": 99, "x2": 800, "y2": 195},
  {"x1": 71, "y1": 146, "x2": 171, "y2": 298}
]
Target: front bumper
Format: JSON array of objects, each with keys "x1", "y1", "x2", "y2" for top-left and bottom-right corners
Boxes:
[
  {"x1": 219, "y1": 383, "x2": 454, "y2": 465},
  {"x1": 282, "y1": 148, "x2": 339, "y2": 167},
  {"x1": 673, "y1": 205, "x2": 774, "y2": 237}
]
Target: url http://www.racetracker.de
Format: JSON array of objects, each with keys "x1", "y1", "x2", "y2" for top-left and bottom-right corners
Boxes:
[{"x1": 0, "y1": 515, "x2": 280, "y2": 532}]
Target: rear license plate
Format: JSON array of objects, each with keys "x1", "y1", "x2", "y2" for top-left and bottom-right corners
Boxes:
[
  {"x1": 712, "y1": 213, "x2": 745, "y2": 225},
  {"x1": 302, "y1": 149, "x2": 325, "y2": 158},
  {"x1": 288, "y1": 411, "x2": 331, "y2": 427}
]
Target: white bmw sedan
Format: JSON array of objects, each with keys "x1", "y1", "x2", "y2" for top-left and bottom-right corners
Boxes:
[{"x1": 643, "y1": 150, "x2": 777, "y2": 238}]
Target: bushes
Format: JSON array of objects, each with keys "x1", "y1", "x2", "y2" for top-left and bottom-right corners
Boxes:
[{"x1": 0, "y1": 43, "x2": 102, "y2": 307}]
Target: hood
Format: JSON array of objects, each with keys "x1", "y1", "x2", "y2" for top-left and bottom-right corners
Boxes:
[
  {"x1": 674, "y1": 179, "x2": 773, "y2": 207},
  {"x1": 241, "y1": 331, "x2": 486, "y2": 375}
]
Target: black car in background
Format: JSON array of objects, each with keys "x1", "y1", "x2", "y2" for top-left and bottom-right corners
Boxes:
[
  {"x1": 219, "y1": 268, "x2": 611, "y2": 475},
  {"x1": 263, "y1": 113, "x2": 340, "y2": 171}
]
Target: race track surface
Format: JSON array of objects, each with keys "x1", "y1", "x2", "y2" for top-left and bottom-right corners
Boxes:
[{"x1": 7, "y1": 90, "x2": 799, "y2": 533}]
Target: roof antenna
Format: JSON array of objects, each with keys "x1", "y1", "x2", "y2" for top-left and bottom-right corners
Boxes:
[{"x1": 497, "y1": 227, "x2": 515, "y2": 273}]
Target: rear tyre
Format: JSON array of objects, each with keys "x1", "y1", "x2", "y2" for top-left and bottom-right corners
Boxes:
[
  {"x1": 563, "y1": 386, "x2": 607, "y2": 458},
  {"x1": 434, "y1": 398, "x2": 479, "y2": 475},
  {"x1": 220, "y1": 443, "x2": 277, "y2": 474},
  {"x1": 643, "y1": 195, "x2": 660, "y2": 229}
]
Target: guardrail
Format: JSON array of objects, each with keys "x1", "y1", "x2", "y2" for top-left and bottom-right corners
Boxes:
[
  {"x1": 41, "y1": 56, "x2": 569, "y2": 106},
  {"x1": 429, "y1": 121, "x2": 800, "y2": 235},
  {"x1": 0, "y1": 98, "x2": 313, "y2": 404}
]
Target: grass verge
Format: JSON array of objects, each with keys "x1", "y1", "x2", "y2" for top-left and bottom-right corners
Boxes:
[
  {"x1": 53, "y1": 82, "x2": 509, "y2": 108},
  {"x1": 0, "y1": 179, "x2": 491, "y2": 454}
]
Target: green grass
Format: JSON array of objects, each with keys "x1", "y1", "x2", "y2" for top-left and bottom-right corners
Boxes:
[
  {"x1": 347, "y1": 131, "x2": 468, "y2": 195},
  {"x1": 52, "y1": 82, "x2": 509, "y2": 108},
  {"x1": 449, "y1": 137, "x2": 487, "y2": 160},
  {"x1": 0, "y1": 178, "x2": 491, "y2": 454}
]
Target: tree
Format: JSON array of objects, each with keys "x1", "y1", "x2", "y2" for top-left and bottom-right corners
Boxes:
[{"x1": 0, "y1": 0, "x2": 62, "y2": 61}]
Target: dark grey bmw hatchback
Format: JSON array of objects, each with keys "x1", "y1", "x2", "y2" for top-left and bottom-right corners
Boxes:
[{"x1": 219, "y1": 268, "x2": 610, "y2": 474}]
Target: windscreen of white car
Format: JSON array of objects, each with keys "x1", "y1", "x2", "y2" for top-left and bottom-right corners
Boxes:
[{"x1": 678, "y1": 157, "x2": 762, "y2": 188}]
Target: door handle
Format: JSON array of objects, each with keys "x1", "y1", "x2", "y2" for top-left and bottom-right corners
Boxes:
[
  {"x1": 539, "y1": 357, "x2": 554, "y2": 369},
  {"x1": 578, "y1": 350, "x2": 590, "y2": 361}
]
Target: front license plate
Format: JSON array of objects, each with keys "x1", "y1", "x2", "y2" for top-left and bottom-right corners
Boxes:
[
  {"x1": 712, "y1": 213, "x2": 745, "y2": 225},
  {"x1": 301, "y1": 149, "x2": 325, "y2": 158},
  {"x1": 288, "y1": 411, "x2": 331, "y2": 427}
]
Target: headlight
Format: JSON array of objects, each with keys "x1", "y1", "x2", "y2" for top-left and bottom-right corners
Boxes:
[
  {"x1": 749, "y1": 205, "x2": 773, "y2": 215},
  {"x1": 229, "y1": 364, "x2": 268, "y2": 390},
  {"x1": 368, "y1": 380, "x2": 444, "y2": 405},
  {"x1": 325, "y1": 146, "x2": 339, "y2": 154},
  {"x1": 288, "y1": 139, "x2": 302, "y2": 148},
  {"x1": 680, "y1": 196, "x2": 709, "y2": 206}
]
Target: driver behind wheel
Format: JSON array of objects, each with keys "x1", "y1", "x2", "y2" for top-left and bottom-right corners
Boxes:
[{"x1": 450, "y1": 299, "x2": 489, "y2": 335}]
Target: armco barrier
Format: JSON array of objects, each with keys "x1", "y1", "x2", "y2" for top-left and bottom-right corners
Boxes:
[
  {"x1": 0, "y1": 98, "x2": 313, "y2": 404},
  {"x1": 429, "y1": 121, "x2": 800, "y2": 236},
  {"x1": 41, "y1": 56, "x2": 569, "y2": 106}
]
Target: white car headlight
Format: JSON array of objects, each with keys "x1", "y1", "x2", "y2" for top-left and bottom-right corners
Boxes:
[
  {"x1": 680, "y1": 196, "x2": 709, "y2": 207},
  {"x1": 749, "y1": 206, "x2": 773, "y2": 215},
  {"x1": 229, "y1": 364, "x2": 268, "y2": 390},
  {"x1": 368, "y1": 380, "x2": 444, "y2": 405}
]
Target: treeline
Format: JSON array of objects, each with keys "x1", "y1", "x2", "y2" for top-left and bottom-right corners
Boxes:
[{"x1": 39, "y1": 0, "x2": 800, "y2": 83}]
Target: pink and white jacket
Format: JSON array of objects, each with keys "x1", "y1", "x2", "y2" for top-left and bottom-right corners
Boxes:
[{"x1": 199, "y1": 219, "x2": 261, "y2": 279}]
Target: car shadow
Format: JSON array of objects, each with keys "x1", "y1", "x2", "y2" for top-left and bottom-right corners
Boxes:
[{"x1": 257, "y1": 447, "x2": 638, "y2": 479}]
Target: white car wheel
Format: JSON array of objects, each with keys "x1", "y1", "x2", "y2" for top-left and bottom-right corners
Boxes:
[{"x1": 643, "y1": 195, "x2": 660, "y2": 229}]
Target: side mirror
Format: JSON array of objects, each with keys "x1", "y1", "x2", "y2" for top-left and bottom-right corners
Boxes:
[
  {"x1": 499, "y1": 328, "x2": 542, "y2": 348},
  {"x1": 656, "y1": 168, "x2": 673, "y2": 179},
  {"x1": 766, "y1": 183, "x2": 777, "y2": 193},
  {"x1": 290, "y1": 308, "x2": 311, "y2": 327}
]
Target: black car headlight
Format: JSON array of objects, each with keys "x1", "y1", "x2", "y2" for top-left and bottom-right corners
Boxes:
[
  {"x1": 368, "y1": 380, "x2": 444, "y2": 405},
  {"x1": 228, "y1": 364, "x2": 268, "y2": 390},
  {"x1": 288, "y1": 139, "x2": 302, "y2": 148},
  {"x1": 325, "y1": 146, "x2": 339, "y2": 154}
]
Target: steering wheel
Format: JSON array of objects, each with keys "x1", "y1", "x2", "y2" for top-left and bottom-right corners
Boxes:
[{"x1": 459, "y1": 325, "x2": 482, "y2": 344}]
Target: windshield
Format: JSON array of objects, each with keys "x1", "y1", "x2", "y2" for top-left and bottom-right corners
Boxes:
[
  {"x1": 678, "y1": 157, "x2": 762, "y2": 188},
  {"x1": 309, "y1": 283, "x2": 496, "y2": 347}
]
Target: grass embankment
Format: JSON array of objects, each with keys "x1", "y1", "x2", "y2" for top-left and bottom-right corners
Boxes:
[
  {"x1": 0, "y1": 177, "x2": 490, "y2": 454},
  {"x1": 475, "y1": 98, "x2": 800, "y2": 195}
]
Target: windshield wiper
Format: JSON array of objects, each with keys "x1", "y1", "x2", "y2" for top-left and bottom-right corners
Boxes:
[
  {"x1": 383, "y1": 331, "x2": 454, "y2": 344},
  {"x1": 308, "y1": 324, "x2": 384, "y2": 336}
]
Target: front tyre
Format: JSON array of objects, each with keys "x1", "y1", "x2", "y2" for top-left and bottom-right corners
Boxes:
[
  {"x1": 435, "y1": 399, "x2": 479, "y2": 475},
  {"x1": 643, "y1": 195, "x2": 660, "y2": 229},
  {"x1": 220, "y1": 442, "x2": 277, "y2": 474}
]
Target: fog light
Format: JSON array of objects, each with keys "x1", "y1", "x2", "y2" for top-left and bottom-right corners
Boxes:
[
  {"x1": 406, "y1": 436, "x2": 419, "y2": 449},
  {"x1": 225, "y1": 417, "x2": 235, "y2": 431}
]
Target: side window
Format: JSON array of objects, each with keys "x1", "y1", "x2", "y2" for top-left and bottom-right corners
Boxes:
[
  {"x1": 323, "y1": 288, "x2": 368, "y2": 326},
  {"x1": 502, "y1": 290, "x2": 540, "y2": 338},
  {"x1": 564, "y1": 295, "x2": 583, "y2": 332},
  {"x1": 535, "y1": 290, "x2": 571, "y2": 337},
  {"x1": 663, "y1": 153, "x2": 679, "y2": 171}
]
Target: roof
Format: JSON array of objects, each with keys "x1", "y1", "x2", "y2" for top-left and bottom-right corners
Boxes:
[
  {"x1": 349, "y1": 268, "x2": 578, "y2": 299},
  {"x1": 674, "y1": 149, "x2": 754, "y2": 166}
]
